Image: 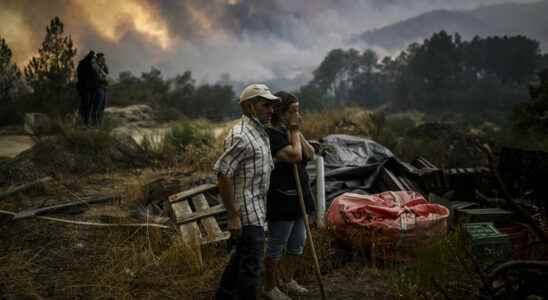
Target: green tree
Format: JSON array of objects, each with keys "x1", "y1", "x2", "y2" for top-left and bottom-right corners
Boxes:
[
  {"x1": 541, "y1": 54, "x2": 548, "y2": 70},
  {"x1": 308, "y1": 48, "x2": 384, "y2": 106},
  {"x1": 0, "y1": 38, "x2": 24, "y2": 125},
  {"x1": 408, "y1": 31, "x2": 462, "y2": 95},
  {"x1": 23, "y1": 16, "x2": 77, "y2": 114},
  {"x1": 0, "y1": 38, "x2": 21, "y2": 103},
  {"x1": 310, "y1": 48, "x2": 348, "y2": 99},
  {"x1": 185, "y1": 84, "x2": 237, "y2": 121},
  {"x1": 482, "y1": 36, "x2": 540, "y2": 85},
  {"x1": 140, "y1": 67, "x2": 169, "y2": 103},
  {"x1": 165, "y1": 70, "x2": 195, "y2": 111}
]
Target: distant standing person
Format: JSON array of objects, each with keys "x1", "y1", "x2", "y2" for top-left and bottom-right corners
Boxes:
[
  {"x1": 263, "y1": 91, "x2": 316, "y2": 300},
  {"x1": 214, "y1": 84, "x2": 280, "y2": 300},
  {"x1": 90, "y1": 52, "x2": 109, "y2": 127},
  {"x1": 76, "y1": 51, "x2": 96, "y2": 125}
]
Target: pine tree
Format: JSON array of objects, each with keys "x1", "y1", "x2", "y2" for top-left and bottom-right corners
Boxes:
[
  {"x1": 0, "y1": 38, "x2": 21, "y2": 103},
  {"x1": 24, "y1": 16, "x2": 77, "y2": 113}
]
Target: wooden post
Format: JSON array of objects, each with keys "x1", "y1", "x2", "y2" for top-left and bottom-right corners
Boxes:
[
  {"x1": 0, "y1": 176, "x2": 53, "y2": 201},
  {"x1": 169, "y1": 194, "x2": 203, "y2": 268}
]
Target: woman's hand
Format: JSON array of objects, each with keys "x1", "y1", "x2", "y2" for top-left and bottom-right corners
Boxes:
[{"x1": 287, "y1": 102, "x2": 301, "y2": 130}]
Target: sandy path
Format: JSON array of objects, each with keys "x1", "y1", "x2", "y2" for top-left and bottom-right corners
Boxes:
[
  {"x1": 0, "y1": 135, "x2": 34, "y2": 158},
  {"x1": 0, "y1": 124, "x2": 227, "y2": 159}
]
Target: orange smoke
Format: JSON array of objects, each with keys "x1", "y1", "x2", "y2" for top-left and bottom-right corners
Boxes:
[
  {"x1": 184, "y1": 1, "x2": 232, "y2": 39},
  {"x1": 73, "y1": 0, "x2": 173, "y2": 49},
  {"x1": 0, "y1": 9, "x2": 37, "y2": 66}
]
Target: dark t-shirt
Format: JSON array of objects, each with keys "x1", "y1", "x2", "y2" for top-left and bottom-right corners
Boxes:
[{"x1": 266, "y1": 127, "x2": 315, "y2": 221}]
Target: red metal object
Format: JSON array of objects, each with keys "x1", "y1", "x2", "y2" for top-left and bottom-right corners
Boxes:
[{"x1": 497, "y1": 223, "x2": 530, "y2": 259}]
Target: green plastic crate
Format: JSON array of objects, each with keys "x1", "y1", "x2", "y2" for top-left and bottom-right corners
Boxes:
[
  {"x1": 456, "y1": 208, "x2": 513, "y2": 225},
  {"x1": 462, "y1": 222, "x2": 511, "y2": 265}
]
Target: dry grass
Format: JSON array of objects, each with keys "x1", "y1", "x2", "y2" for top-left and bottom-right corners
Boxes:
[
  {"x1": 302, "y1": 107, "x2": 385, "y2": 140},
  {"x1": 0, "y1": 181, "x2": 479, "y2": 300},
  {"x1": 140, "y1": 119, "x2": 222, "y2": 172},
  {"x1": 0, "y1": 173, "x2": 227, "y2": 299},
  {"x1": 0, "y1": 110, "x2": 489, "y2": 299}
]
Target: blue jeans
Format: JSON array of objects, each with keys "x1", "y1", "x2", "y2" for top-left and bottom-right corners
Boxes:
[
  {"x1": 90, "y1": 88, "x2": 106, "y2": 127},
  {"x1": 216, "y1": 226, "x2": 265, "y2": 300},
  {"x1": 79, "y1": 89, "x2": 95, "y2": 125},
  {"x1": 266, "y1": 219, "x2": 307, "y2": 261}
]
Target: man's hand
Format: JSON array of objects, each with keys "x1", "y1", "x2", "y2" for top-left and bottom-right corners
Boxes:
[
  {"x1": 227, "y1": 214, "x2": 242, "y2": 238},
  {"x1": 226, "y1": 214, "x2": 242, "y2": 253}
]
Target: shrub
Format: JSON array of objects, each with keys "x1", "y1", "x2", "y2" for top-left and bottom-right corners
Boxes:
[
  {"x1": 165, "y1": 119, "x2": 214, "y2": 151},
  {"x1": 302, "y1": 106, "x2": 384, "y2": 140},
  {"x1": 140, "y1": 131, "x2": 176, "y2": 163},
  {"x1": 385, "y1": 230, "x2": 479, "y2": 299}
]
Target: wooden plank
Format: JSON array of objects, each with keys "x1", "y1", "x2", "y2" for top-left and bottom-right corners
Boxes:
[
  {"x1": 381, "y1": 168, "x2": 406, "y2": 191},
  {"x1": 191, "y1": 194, "x2": 229, "y2": 242},
  {"x1": 397, "y1": 176, "x2": 412, "y2": 191},
  {"x1": 169, "y1": 195, "x2": 203, "y2": 266},
  {"x1": 12, "y1": 195, "x2": 116, "y2": 220},
  {"x1": 441, "y1": 168, "x2": 450, "y2": 189},
  {"x1": 432, "y1": 170, "x2": 443, "y2": 189},
  {"x1": 168, "y1": 184, "x2": 217, "y2": 204},
  {"x1": 479, "y1": 166, "x2": 490, "y2": 173},
  {"x1": 0, "y1": 176, "x2": 53, "y2": 201},
  {"x1": 400, "y1": 177, "x2": 421, "y2": 193},
  {"x1": 176, "y1": 204, "x2": 226, "y2": 225},
  {"x1": 419, "y1": 157, "x2": 438, "y2": 169}
]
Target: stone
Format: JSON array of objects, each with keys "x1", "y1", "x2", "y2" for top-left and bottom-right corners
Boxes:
[{"x1": 24, "y1": 113, "x2": 53, "y2": 135}]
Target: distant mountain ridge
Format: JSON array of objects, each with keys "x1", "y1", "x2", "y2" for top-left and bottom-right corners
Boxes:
[{"x1": 355, "y1": 0, "x2": 548, "y2": 50}]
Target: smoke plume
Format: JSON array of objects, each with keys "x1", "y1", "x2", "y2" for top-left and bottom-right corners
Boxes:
[{"x1": 0, "y1": 0, "x2": 538, "y2": 87}]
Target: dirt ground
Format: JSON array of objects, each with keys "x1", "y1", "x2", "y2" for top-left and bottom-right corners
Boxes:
[
  {"x1": 0, "y1": 135, "x2": 34, "y2": 158},
  {"x1": 0, "y1": 167, "x2": 481, "y2": 299}
]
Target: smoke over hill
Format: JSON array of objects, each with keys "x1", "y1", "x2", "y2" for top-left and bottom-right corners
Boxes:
[{"x1": 0, "y1": 0, "x2": 539, "y2": 86}]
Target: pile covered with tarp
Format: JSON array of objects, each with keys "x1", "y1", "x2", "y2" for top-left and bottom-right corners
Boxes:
[
  {"x1": 312, "y1": 134, "x2": 449, "y2": 259},
  {"x1": 326, "y1": 191, "x2": 449, "y2": 260},
  {"x1": 309, "y1": 134, "x2": 422, "y2": 202}
]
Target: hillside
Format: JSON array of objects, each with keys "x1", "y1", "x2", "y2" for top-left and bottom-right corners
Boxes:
[{"x1": 354, "y1": 0, "x2": 548, "y2": 50}]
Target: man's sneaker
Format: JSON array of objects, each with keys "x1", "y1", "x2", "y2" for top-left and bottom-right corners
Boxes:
[
  {"x1": 285, "y1": 280, "x2": 309, "y2": 295},
  {"x1": 263, "y1": 287, "x2": 292, "y2": 300}
]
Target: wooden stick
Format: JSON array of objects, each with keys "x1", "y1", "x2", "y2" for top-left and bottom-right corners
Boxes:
[
  {"x1": 0, "y1": 176, "x2": 53, "y2": 201},
  {"x1": 292, "y1": 164, "x2": 327, "y2": 300},
  {"x1": 12, "y1": 195, "x2": 117, "y2": 220},
  {"x1": 287, "y1": 128, "x2": 327, "y2": 300},
  {"x1": 0, "y1": 209, "x2": 171, "y2": 229}
]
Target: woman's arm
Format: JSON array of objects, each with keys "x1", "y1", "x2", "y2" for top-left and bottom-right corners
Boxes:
[
  {"x1": 275, "y1": 129, "x2": 302, "y2": 163},
  {"x1": 300, "y1": 132, "x2": 315, "y2": 161}
]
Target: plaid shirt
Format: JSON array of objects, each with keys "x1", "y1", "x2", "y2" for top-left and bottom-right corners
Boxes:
[{"x1": 214, "y1": 115, "x2": 274, "y2": 228}]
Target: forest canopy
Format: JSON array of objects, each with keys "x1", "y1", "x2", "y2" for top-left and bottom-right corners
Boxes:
[{"x1": 1, "y1": 17, "x2": 547, "y2": 126}]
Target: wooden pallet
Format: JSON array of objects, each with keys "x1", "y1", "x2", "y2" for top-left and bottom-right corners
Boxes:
[
  {"x1": 446, "y1": 167, "x2": 489, "y2": 176},
  {"x1": 379, "y1": 167, "x2": 422, "y2": 193},
  {"x1": 412, "y1": 156, "x2": 449, "y2": 193},
  {"x1": 168, "y1": 183, "x2": 230, "y2": 265}
]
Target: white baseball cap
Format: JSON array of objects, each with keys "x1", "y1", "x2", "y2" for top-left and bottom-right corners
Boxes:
[{"x1": 239, "y1": 83, "x2": 281, "y2": 104}]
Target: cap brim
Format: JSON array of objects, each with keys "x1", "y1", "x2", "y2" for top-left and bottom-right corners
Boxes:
[{"x1": 259, "y1": 93, "x2": 281, "y2": 102}]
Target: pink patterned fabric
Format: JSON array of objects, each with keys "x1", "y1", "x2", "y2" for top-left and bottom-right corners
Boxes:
[{"x1": 326, "y1": 191, "x2": 449, "y2": 256}]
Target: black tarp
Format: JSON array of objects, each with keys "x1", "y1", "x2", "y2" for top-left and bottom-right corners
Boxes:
[{"x1": 307, "y1": 134, "x2": 419, "y2": 203}]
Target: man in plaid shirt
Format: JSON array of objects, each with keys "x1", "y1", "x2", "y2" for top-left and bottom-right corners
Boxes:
[{"x1": 215, "y1": 83, "x2": 280, "y2": 300}]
